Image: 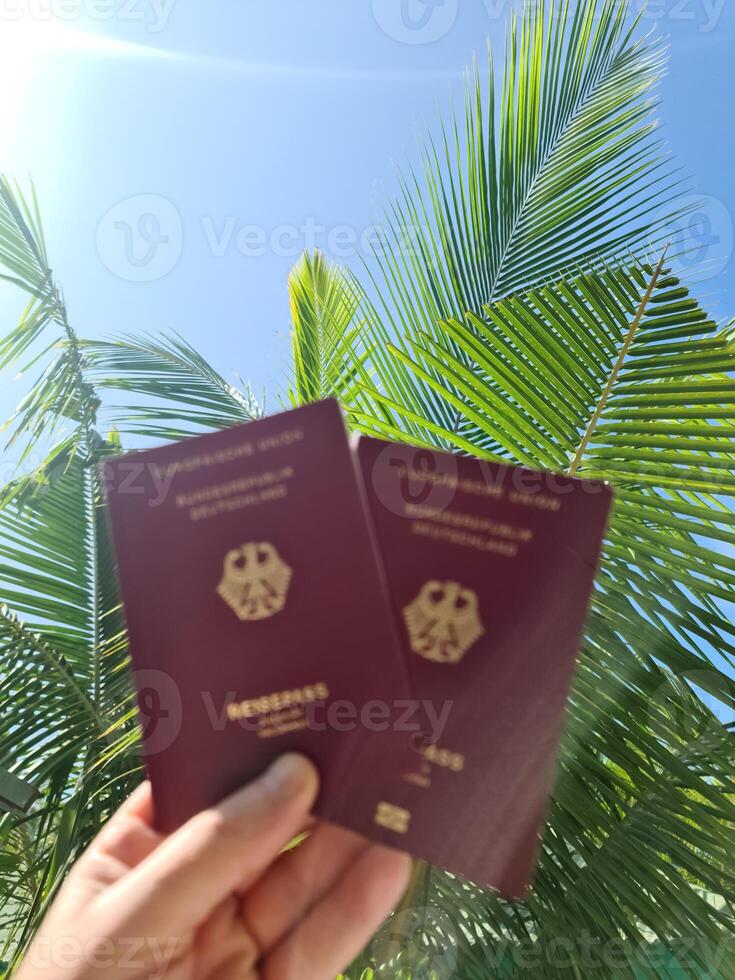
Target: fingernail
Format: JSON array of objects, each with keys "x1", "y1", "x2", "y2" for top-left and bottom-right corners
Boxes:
[{"x1": 264, "y1": 753, "x2": 319, "y2": 800}]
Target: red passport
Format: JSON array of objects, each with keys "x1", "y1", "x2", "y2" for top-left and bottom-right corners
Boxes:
[
  {"x1": 103, "y1": 400, "x2": 416, "y2": 839},
  {"x1": 104, "y1": 400, "x2": 611, "y2": 899},
  {"x1": 354, "y1": 436, "x2": 612, "y2": 897}
]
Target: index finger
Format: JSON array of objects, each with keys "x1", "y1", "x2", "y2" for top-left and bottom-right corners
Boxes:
[{"x1": 103, "y1": 754, "x2": 318, "y2": 933}]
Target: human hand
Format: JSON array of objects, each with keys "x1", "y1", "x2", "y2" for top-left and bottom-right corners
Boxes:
[{"x1": 17, "y1": 754, "x2": 411, "y2": 979}]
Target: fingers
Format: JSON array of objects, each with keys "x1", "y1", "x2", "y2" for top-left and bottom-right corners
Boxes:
[
  {"x1": 68, "y1": 783, "x2": 162, "y2": 900},
  {"x1": 91, "y1": 783, "x2": 163, "y2": 870},
  {"x1": 263, "y1": 844, "x2": 411, "y2": 980},
  {"x1": 194, "y1": 896, "x2": 261, "y2": 979},
  {"x1": 112, "y1": 781, "x2": 155, "y2": 824},
  {"x1": 105, "y1": 754, "x2": 318, "y2": 934},
  {"x1": 242, "y1": 822, "x2": 369, "y2": 954}
]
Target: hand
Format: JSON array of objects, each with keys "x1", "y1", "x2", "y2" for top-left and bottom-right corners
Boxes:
[{"x1": 17, "y1": 754, "x2": 410, "y2": 979}]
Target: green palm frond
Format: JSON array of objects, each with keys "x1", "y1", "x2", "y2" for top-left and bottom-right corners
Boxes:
[
  {"x1": 0, "y1": 448, "x2": 138, "y2": 961},
  {"x1": 0, "y1": 179, "x2": 96, "y2": 483},
  {"x1": 1, "y1": 456, "x2": 101, "y2": 656},
  {"x1": 0, "y1": 298, "x2": 55, "y2": 374},
  {"x1": 347, "y1": 259, "x2": 735, "y2": 975},
  {"x1": 371, "y1": 0, "x2": 679, "y2": 312},
  {"x1": 2, "y1": 344, "x2": 99, "y2": 460},
  {"x1": 288, "y1": 250, "x2": 370, "y2": 406},
  {"x1": 360, "y1": 0, "x2": 686, "y2": 443},
  {"x1": 0, "y1": 177, "x2": 51, "y2": 302},
  {"x1": 80, "y1": 333, "x2": 261, "y2": 440},
  {"x1": 0, "y1": 181, "x2": 140, "y2": 962}
]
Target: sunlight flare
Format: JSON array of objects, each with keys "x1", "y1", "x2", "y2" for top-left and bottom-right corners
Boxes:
[{"x1": 0, "y1": 16, "x2": 172, "y2": 73}]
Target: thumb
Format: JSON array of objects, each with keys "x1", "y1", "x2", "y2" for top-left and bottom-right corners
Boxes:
[{"x1": 103, "y1": 753, "x2": 319, "y2": 933}]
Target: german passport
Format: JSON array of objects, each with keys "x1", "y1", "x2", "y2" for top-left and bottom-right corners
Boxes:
[
  {"x1": 354, "y1": 436, "x2": 612, "y2": 896},
  {"x1": 104, "y1": 400, "x2": 612, "y2": 898},
  {"x1": 103, "y1": 400, "x2": 416, "y2": 840}
]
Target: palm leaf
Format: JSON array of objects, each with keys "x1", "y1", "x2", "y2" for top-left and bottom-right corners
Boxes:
[
  {"x1": 0, "y1": 182, "x2": 139, "y2": 963},
  {"x1": 288, "y1": 250, "x2": 370, "y2": 406},
  {"x1": 348, "y1": 258, "x2": 735, "y2": 976},
  {"x1": 0, "y1": 450, "x2": 139, "y2": 961},
  {"x1": 80, "y1": 333, "x2": 261, "y2": 439},
  {"x1": 360, "y1": 0, "x2": 687, "y2": 446},
  {"x1": 0, "y1": 177, "x2": 52, "y2": 303}
]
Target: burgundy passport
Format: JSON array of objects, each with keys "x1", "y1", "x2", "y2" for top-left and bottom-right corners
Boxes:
[
  {"x1": 104, "y1": 399, "x2": 612, "y2": 899},
  {"x1": 103, "y1": 400, "x2": 416, "y2": 839},
  {"x1": 354, "y1": 436, "x2": 612, "y2": 897}
]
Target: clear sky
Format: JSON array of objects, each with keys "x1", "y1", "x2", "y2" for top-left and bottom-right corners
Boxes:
[{"x1": 0, "y1": 0, "x2": 733, "y2": 467}]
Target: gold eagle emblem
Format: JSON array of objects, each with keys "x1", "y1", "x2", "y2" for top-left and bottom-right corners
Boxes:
[
  {"x1": 402, "y1": 580, "x2": 483, "y2": 663},
  {"x1": 217, "y1": 542, "x2": 292, "y2": 621}
]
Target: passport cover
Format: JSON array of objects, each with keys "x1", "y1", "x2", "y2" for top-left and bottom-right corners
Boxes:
[
  {"x1": 354, "y1": 436, "x2": 613, "y2": 897},
  {"x1": 103, "y1": 400, "x2": 417, "y2": 839}
]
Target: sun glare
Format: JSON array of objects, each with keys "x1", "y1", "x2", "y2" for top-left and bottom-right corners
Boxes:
[
  {"x1": 0, "y1": 17, "x2": 170, "y2": 159},
  {"x1": 0, "y1": 16, "x2": 162, "y2": 69}
]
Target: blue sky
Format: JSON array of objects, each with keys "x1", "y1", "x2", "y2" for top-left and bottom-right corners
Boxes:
[{"x1": 0, "y1": 0, "x2": 733, "y2": 464}]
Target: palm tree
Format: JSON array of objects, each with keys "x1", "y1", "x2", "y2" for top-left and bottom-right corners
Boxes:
[{"x1": 1, "y1": 0, "x2": 733, "y2": 976}]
